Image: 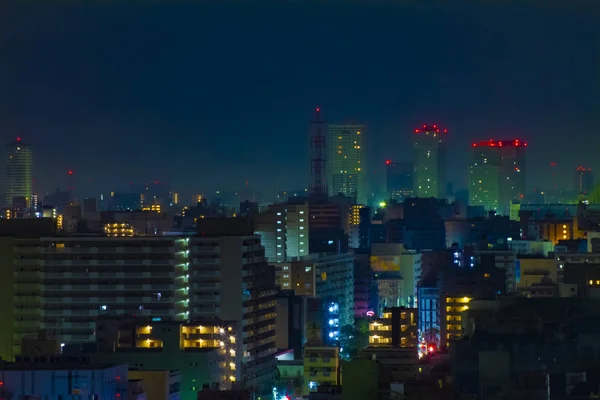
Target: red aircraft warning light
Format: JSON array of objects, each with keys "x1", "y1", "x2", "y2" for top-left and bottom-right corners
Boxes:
[
  {"x1": 385, "y1": 160, "x2": 392, "y2": 165},
  {"x1": 473, "y1": 139, "x2": 528, "y2": 148},
  {"x1": 68, "y1": 170, "x2": 73, "y2": 175},
  {"x1": 16, "y1": 137, "x2": 21, "y2": 142}
]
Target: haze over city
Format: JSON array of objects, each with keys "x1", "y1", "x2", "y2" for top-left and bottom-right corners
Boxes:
[
  {"x1": 1, "y1": 3, "x2": 598, "y2": 200},
  {"x1": 3, "y1": 3, "x2": 600, "y2": 400}
]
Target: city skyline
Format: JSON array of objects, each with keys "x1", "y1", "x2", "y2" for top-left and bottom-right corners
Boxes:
[{"x1": 0, "y1": 4, "x2": 598, "y2": 198}]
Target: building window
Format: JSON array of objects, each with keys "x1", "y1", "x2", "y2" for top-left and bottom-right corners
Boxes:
[{"x1": 305, "y1": 266, "x2": 312, "y2": 272}]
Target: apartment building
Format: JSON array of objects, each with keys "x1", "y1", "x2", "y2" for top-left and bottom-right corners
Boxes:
[
  {"x1": 0, "y1": 236, "x2": 189, "y2": 359},
  {"x1": 279, "y1": 253, "x2": 354, "y2": 328},
  {"x1": 303, "y1": 346, "x2": 340, "y2": 396},
  {"x1": 254, "y1": 202, "x2": 309, "y2": 263},
  {"x1": 92, "y1": 317, "x2": 237, "y2": 400},
  {"x1": 368, "y1": 307, "x2": 418, "y2": 347},
  {"x1": 0, "y1": 217, "x2": 278, "y2": 396}
]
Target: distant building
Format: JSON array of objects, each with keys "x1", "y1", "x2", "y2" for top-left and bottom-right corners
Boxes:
[
  {"x1": 469, "y1": 139, "x2": 527, "y2": 215},
  {"x1": 385, "y1": 161, "x2": 414, "y2": 201},
  {"x1": 328, "y1": 124, "x2": 367, "y2": 205},
  {"x1": 5, "y1": 137, "x2": 33, "y2": 209},
  {"x1": 575, "y1": 166, "x2": 594, "y2": 194},
  {"x1": 413, "y1": 125, "x2": 447, "y2": 199}
]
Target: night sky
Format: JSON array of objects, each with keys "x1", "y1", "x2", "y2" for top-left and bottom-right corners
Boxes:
[{"x1": 1, "y1": 3, "x2": 599, "y2": 201}]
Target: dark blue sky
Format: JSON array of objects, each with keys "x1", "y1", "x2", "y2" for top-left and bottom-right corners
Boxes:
[{"x1": 1, "y1": 3, "x2": 598, "y2": 200}]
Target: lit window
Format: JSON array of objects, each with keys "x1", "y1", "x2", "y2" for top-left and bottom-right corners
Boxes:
[{"x1": 305, "y1": 266, "x2": 312, "y2": 272}]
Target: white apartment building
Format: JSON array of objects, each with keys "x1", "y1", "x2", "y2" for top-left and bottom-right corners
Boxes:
[{"x1": 254, "y1": 202, "x2": 309, "y2": 263}]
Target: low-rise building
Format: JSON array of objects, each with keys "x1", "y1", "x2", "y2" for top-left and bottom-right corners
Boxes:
[
  {"x1": 303, "y1": 346, "x2": 340, "y2": 396},
  {"x1": 0, "y1": 358, "x2": 129, "y2": 399},
  {"x1": 90, "y1": 317, "x2": 238, "y2": 400},
  {"x1": 368, "y1": 307, "x2": 418, "y2": 347}
]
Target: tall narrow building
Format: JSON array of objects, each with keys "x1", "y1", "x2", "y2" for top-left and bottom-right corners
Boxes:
[
  {"x1": 413, "y1": 125, "x2": 447, "y2": 199},
  {"x1": 328, "y1": 124, "x2": 367, "y2": 205},
  {"x1": 469, "y1": 139, "x2": 527, "y2": 215},
  {"x1": 575, "y1": 166, "x2": 594, "y2": 194},
  {"x1": 5, "y1": 138, "x2": 33, "y2": 208}
]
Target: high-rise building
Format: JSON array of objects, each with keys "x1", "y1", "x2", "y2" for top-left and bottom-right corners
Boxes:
[
  {"x1": 469, "y1": 139, "x2": 527, "y2": 215},
  {"x1": 385, "y1": 161, "x2": 414, "y2": 201},
  {"x1": 328, "y1": 124, "x2": 367, "y2": 205},
  {"x1": 575, "y1": 166, "x2": 594, "y2": 194},
  {"x1": 5, "y1": 137, "x2": 33, "y2": 209},
  {"x1": 413, "y1": 125, "x2": 447, "y2": 199}
]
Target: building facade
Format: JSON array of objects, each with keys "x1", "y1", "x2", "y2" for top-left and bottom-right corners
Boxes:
[
  {"x1": 279, "y1": 253, "x2": 355, "y2": 329},
  {"x1": 469, "y1": 140, "x2": 527, "y2": 215},
  {"x1": 575, "y1": 166, "x2": 594, "y2": 194},
  {"x1": 328, "y1": 124, "x2": 367, "y2": 205},
  {"x1": 0, "y1": 361, "x2": 129, "y2": 399},
  {"x1": 385, "y1": 161, "x2": 414, "y2": 201},
  {"x1": 0, "y1": 223, "x2": 278, "y2": 395},
  {"x1": 368, "y1": 307, "x2": 418, "y2": 347},
  {"x1": 254, "y1": 202, "x2": 309, "y2": 263},
  {"x1": 413, "y1": 125, "x2": 446, "y2": 199},
  {"x1": 5, "y1": 138, "x2": 33, "y2": 209},
  {"x1": 93, "y1": 318, "x2": 235, "y2": 400}
]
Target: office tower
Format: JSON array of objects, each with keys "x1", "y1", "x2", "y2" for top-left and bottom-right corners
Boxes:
[
  {"x1": 469, "y1": 139, "x2": 527, "y2": 215},
  {"x1": 413, "y1": 125, "x2": 447, "y2": 199},
  {"x1": 328, "y1": 124, "x2": 367, "y2": 205},
  {"x1": 5, "y1": 137, "x2": 33, "y2": 208},
  {"x1": 575, "y1": 166, "x2": 594, "y2": 194},
  {"x1": 385, "y1": 160, "x2": 414, "y2": 201}
]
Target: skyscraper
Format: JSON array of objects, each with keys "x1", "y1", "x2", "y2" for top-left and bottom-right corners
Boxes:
[
  {"x1": 328, "y1": 124, "x2": 367, "y2": 204},
  {"x1": 413, "y1": 125, "x2": 447, "y2": 198},
  {"x1": 5, "y1": 138, "x2": 32, "y2": 209},
  {"x1": 575, "y1": 166, "x2": 594, "y2": 194},
  {"x1": 385, "y1": 160, "x2": 414, "y2": 201},
  {"x1": 469, "y1": 139, "x2": 527, "y2": 215}
]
